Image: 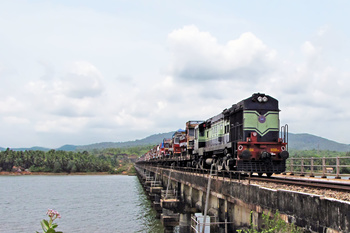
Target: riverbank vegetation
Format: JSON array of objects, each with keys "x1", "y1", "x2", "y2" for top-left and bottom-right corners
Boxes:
[
  {"x1": 1, "y1": 147, "x2": 348, "y2": 175},
  {"x1": 0, "y1": 146, "x2": 152, "y2": 175}
]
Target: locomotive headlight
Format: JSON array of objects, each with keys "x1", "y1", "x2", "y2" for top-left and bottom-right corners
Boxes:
[
  {"x1": 263, "y1": 96, "x2": 268, "y2": 102},
  {"x1": 257, "y1": 96, "x2": 263, "y2": 102}
]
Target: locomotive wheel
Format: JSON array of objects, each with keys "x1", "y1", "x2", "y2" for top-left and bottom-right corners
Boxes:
[{"x1": 266, "y1": 173, "x2": 273, "y2": 177}]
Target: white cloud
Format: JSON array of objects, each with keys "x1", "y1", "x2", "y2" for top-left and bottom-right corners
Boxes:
[
  {"x1": 35, "y1": 117, "x2": 89, "y2": 133},
  {"x1": 3, "y1": 116, "x2": 30, "y2": 125},
  {"x1": 61, "y1": 61, "x2": 105, "y2": 99},
  {"x1": 0, "y1": 97, "x2": 25, "y2": 114},
  {"x1": 301, "y1": 41, "x2": 317, "y2": 57},
  {"x1": 167, "y1": 25, "x2": 276, "y2": 81},
  {"x1": 25, "y1": 61, "x2": 105, "y2": 117}
]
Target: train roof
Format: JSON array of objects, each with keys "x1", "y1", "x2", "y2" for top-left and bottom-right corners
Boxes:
[
  {"x1": 172, "y1": 129, "x2": 185, "y2": 137},
  {"x1": 224, "y1": 93, "x2": 279, "y2": 115},
  {"x1": 203, "y1": 93, "x2": 279, "y2": 125}
]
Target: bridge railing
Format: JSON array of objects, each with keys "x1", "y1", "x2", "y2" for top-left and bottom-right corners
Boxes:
[{"x1": 285, "y1": 156, "x2": 350, "y2": 179}]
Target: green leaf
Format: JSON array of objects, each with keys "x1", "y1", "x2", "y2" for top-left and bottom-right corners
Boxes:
[
  {"x1": 47, "y1": 228, "x2": 56, "y2": 233},
  {"x1": 41, "y1": 220, "x2": 49, "y2": 232},
  {"x1": 43, "y1": 219, "x2": 50, "y2": 227}
]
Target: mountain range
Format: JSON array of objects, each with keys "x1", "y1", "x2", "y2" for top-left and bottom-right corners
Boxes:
[{"x1": 1, "y1": 132, "x2": 350, "y2": 152}]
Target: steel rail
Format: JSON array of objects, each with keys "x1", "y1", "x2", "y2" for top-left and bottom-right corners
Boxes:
[
  {"x1": 249, "y1": 176, "x2": 350, "y2": 192},
  {"x1": 138, "y1": 164, "x2": 350, "y2": 192}
]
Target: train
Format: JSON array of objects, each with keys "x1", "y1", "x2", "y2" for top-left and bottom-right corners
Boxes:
[{"x1": 136, "y1": 93, "x2": 289, "y2": 177}]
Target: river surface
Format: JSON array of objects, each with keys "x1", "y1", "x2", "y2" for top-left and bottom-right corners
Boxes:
[{"x1": 0, "y1": 175, "x2": 164, "y2": 233}]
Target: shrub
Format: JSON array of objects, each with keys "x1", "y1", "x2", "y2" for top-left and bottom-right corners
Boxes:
[{"x1": 237, "y1": 210, "x2": 302, "y2": 233}]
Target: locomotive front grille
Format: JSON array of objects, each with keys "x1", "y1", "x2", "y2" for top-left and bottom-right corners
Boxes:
[{"x1": 236, "y1": 160, "x2": 286, "y2": 173}]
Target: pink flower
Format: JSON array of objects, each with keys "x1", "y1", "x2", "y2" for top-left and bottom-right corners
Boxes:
[{"x1": 46, "y1": 209, "x2": 61, "y2": 220}]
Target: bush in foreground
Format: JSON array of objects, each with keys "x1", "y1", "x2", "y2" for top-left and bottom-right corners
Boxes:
[{"x1": 237, "y1": 210, "x2": 302, "y2": 233}]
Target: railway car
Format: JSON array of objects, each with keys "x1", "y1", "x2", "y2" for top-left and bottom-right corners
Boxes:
[
  {"x1": 171, "y1": 129, "x2": 186, "y2": 157},
  {"x1": 159, "y1": 138, "x2": 172, "y2": 158},
  {"x1": 137, "y1": 93, "x2": 289, "y2": 176},
  {"x1": 178, "y1": 121, "x2": 203, "y2": 157}
]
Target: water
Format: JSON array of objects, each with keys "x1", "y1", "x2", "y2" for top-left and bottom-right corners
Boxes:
[{"x1": 0, "y1": 175, "x2": 164, "y2": 233}]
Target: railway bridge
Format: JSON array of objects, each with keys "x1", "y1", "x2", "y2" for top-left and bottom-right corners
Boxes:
[{"x1": 135, "y1": 164, "x2": 350, "y2": 233}]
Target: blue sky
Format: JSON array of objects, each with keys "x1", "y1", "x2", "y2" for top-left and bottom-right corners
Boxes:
[{"x1": 1, "y1": 0, "x2": 350, "y2": 148}]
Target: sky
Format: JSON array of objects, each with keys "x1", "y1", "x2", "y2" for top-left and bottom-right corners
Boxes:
[{"x1": 1, "y1": 0, "x2": 350, "y2": 148}]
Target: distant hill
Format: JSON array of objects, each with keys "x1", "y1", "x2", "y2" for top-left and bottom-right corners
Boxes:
[
  {"x1": 57, "y1": 144, "x2": 77, "y2": 151},
  {"x1": 76, "y1": 132, "x2": 174, "y2": 151},
  {"x1": 1, "y1": 132, "x2": 350, "y2": 152},
  {"x1": 288, "y1": 133, "x2": 350, "y2": 152},
  {"x1": 0, "y1": 145, "x2": 77, "y2": 152},
  {"x1": 0, "y1": 146, "x2": 51, "y2": 152}
]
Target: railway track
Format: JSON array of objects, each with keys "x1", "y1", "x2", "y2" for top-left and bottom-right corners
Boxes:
[
  {"x1": 146, "y1": 164, "x2": 350, "y2": 192},
  {"x1": 249, "y1": 175, "x2": 350, "y2": 192}
]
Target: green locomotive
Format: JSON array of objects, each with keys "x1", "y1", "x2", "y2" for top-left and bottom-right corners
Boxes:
[{"x1": 193, "y1": 93, "x2": 288, "y2": 176}]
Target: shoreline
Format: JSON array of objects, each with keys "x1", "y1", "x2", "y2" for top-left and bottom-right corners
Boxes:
[{"x1": 0, "y1": 171, "x2": 136, "y2": 176}]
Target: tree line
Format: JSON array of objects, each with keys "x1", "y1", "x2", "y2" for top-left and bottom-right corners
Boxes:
[{"x1": 0, "y1": 145, "x2": 153, "y2": 173}]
